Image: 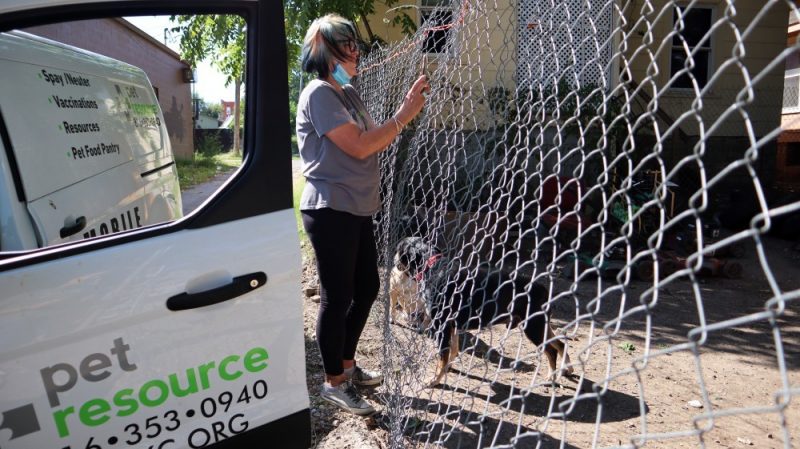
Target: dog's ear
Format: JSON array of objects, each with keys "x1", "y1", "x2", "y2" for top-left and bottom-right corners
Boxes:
[
  {"x1": 407, "y1": 237, "x2": 430, "y2": 273},
  {"x1": 395, "y1": 238, "x2": 412, "y2": 272},
  {"x1": 396, "y1": 237, "x2": 439, "y2": 274},
  {"x1": 394, "y1": 253, "x2": 411, "y2": 272},
  {"x1": 393, "y1": 253, "x2": 402, "y2": 268}
]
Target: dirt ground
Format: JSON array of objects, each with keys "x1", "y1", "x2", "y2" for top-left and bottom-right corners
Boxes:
[{"x1": 300, "y1": 234, "x2": 800, "y2": 449}]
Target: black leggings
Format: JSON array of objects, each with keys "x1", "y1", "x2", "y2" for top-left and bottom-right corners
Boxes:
[{"x1": 301, "y1": 208, "x2": 380, "y2": 376}]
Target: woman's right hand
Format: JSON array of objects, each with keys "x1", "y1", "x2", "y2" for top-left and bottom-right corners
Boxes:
[{"x1": 395, "y1": 75, "x2": 430, "y2": 126}]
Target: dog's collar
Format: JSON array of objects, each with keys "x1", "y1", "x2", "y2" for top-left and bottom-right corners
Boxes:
[{"x1": 415, "y1": 254, "x2": 443, "y2": 282}]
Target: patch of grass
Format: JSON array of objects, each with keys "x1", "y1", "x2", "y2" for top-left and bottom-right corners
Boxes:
[
  {"x1": 619, "y1": 342, "x2": 636, "y2": 354},
  {"x1": 292, "y1": 172, "x2": 314, "y2": 254},
  {"x1": 293, "y1": 176, "x2": 304, "y2": 223},
  {"x1": 176, "y1": 152, "x2": 242, "y2": 190}
]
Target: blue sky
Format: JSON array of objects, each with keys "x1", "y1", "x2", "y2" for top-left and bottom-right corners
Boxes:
[{"x1": 124, "y1": 15, "x2": 238, "y2": 104}]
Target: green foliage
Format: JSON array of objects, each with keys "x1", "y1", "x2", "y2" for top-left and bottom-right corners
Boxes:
[
  {"x1": 203, "y1": 102, "x2": 223, "y2": 119},
  {"x1": 176, "y1": 152, "x2": 242, "y2": 190},
  {"x1": 388, "y1": 12, "x2": 417, "y2": 36},
  {"x1": 284, "y1": 1, "x2": 416, "y2": 76},
  {"x1": 283, "y1": 1, "x2": 414, "y2": 146},
  {"x1": 619, "y1": 342, "x2": 636, "y2": 354},
  {"x1": 550, "y1": 81, "x2": 626, "y2": 140},
  {"x1": 384, "y1": 1, "x2": 418, "y2": 36},
  {"x1": 284, "y1": 0, "x2": 364, "y2": 64},
  {"x1": 171, "y1": 14, "x2": 245, "y2": 155},
  {"x1": 195, "y1": 132, "x2": 223, "y2": 157},
  {"x1": 482, "y1": 81, "x2": 630, "y2": 152},
  {"x1": 172, "y1": 5, "x2": 417, "y2": 98},
  {"x1": 194, "y1": 97, "x2": 222, "y2": 119},
  {"x1": 292, "y1": 172, "x2": 311, "y2": 257},
  {"x1": 170, "y1": 15, "x2": 246, "y2": 88}
]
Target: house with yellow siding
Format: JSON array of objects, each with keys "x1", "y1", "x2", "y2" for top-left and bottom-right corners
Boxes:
[
  {"x1": 618, "y1": 0, "x2": 786, "y2": 176},
  {"x1": 358, "y1": 0, "x2": 788, "y2": 182},
  {"x1": 780, "y1": 8, "x2": 800, "y2": 186}
]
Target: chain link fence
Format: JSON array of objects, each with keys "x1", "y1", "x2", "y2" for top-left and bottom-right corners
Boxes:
[{"x1": 356, "y1": 0, "x2": 799, "y2": 447}]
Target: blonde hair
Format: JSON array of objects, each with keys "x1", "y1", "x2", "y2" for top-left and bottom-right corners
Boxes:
[{"x1": 301, "y1": 14, "x2": 358, "y2": 79}]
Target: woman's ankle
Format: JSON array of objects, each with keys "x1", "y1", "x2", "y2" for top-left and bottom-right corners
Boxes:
[{"x1": 325, "y1": 373, "x2": 348, "y2": 387}]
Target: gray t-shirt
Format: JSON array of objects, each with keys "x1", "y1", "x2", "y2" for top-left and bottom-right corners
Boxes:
[{"x1": 296, "y1": 79, "x2": 379, "y2": 216}]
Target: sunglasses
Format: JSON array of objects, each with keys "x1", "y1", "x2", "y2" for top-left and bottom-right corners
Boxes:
[{"x1": 336, "y1": 39, "x2": 361, "y2": 54}]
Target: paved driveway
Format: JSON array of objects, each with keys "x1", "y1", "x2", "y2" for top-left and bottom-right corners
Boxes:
[
  {"x1": 181, "y1": 170, "x2": 237, "y2": 215},
  {"x1": 182, "y1": 159, "x2": 301, "y2": 215}
]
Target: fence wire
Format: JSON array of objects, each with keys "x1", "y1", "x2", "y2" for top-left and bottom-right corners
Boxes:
[{"x1": 356, "y1": 0, "x2": 800, "y2": 447}]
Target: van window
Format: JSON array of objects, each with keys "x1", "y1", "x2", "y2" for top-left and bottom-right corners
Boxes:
[{"x1": 0, "y1": 14, "x2": 247, "y2": 251}]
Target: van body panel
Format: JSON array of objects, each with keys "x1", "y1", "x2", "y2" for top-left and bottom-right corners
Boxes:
[
  {"x1": 26, "y1": 156, "x2": 182, "y2": 246},
  {"x1": 0, "y1": 1, "x2": 310, "y2": 447},
  {"x1": 0, "y1": 31, "x2": 180, "y2": 248},
  {"x1": 0, "y1": 210, "x2": 308, "y2": 447},
  {"x1": 0, "y1": 140, "x2": 38, "y2": 250},
  {"x1": 141, "y1": 163, "x2": 183, "y2": 225},
  {"x1": 27, "y1": 162, "x2": 144, "y2": 244}
]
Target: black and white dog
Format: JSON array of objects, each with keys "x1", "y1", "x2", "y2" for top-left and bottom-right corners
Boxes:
[{"x1": 390, "y1": 237, "x2": 572, "y2": 386}]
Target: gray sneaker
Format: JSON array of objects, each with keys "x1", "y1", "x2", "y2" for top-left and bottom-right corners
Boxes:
[
  {"x1": 349, "y1": 366, "x2": 384, "y2": 387},
  {"x1": 320, "y1": 382, "x2": 376, "y2": 416}
]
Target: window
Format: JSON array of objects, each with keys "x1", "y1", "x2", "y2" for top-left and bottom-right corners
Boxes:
[
  {"x1": 784, "y1": 74, "x2": 800, "y2": 112},
  {"x1": 0, "y1": 4, "x2": 309, "y2": 446},
  {"x1": 788, "y1": 142, "x2": 800, "y2": 166},
  {"x1": 670, "y1": 6, "x2": 713, "y2": 89},
  {"x1": 0, "y1": 14, "x2": 248, "y2": 250},
  {"x1": 420, "y1": 0, "x2": 452, "y2": 54}
]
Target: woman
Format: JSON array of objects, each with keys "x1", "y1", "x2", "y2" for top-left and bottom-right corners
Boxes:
[{"x1": 297, "y1": 14, "x2": 429, "y2": 415}]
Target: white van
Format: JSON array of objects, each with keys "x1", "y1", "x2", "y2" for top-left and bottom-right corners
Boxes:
[
  {"x1": 0, "y1": 30, "x2": 182, "y2": 251},
  {"x1": 0, "y1": 3, "x2": 310, "y2": 448}
]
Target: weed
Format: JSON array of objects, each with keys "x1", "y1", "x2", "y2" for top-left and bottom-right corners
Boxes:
[{"x1": 176, "y1": 152, "x2": 241, "y2": 190}]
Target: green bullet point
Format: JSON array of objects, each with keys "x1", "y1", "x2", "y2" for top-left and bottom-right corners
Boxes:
[
  {"x1": 48, "y1": 98, "x2": 52, "y2": 103},
  {"x1": 58, "y1": 124, "x2": 62, "y2": 130},
  {"x1": 38, "y1": 72, "x2": 42, "y2": 78}
]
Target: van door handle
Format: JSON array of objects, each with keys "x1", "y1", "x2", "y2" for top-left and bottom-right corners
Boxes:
[
  {"x1": 166, "y1": 272, "x2": 267, "y2": 311},
  {"x1": 60, "y1": 216, "x2": 87, "y2": 238}
]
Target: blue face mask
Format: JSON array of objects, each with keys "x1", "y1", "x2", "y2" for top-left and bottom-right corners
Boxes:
[{"x1": 331, "y1": 63, "x2": 352, "y2": 86}]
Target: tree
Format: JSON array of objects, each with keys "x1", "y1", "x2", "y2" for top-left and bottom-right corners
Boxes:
[
  {"x1": 202, "y1": 102, "x2": 223, "y2": 120},
  {"x1": 171, "y1": 5, "x2": 416, "y2": 154},
  {"x1": 206, "y1": 103, "x2": 223, "y2": 120},
  {"x1": 284, "y1": 0, "x2": 416, "y2": 66},
  {"x1": 229, "y1": 99, "x2": 246, "y2": 135},
  {"x1": 284, "y1": 1, "x2": 416, "y2": 131},
  {"x1": 192, "y1": 95, "x2": 223, "y2": 120},
  {"x1": 170, "y1": 14, "x2": 246, "y2": 154}
]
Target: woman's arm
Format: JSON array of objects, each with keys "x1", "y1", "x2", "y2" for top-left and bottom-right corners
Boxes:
[
  {"x1": 326, "y1": 76, "x2": 429, "y2": 160},
  {"x1": 325, "y1": 120, "x2": 403, "y2": 160}
]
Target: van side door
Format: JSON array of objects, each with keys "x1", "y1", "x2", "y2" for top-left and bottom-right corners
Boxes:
[{"x1": 0, "y1": 1, "x2": 310, "y2": 448}]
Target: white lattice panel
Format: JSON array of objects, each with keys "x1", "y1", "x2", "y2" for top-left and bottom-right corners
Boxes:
[{"x1": 517, "y1": 0, "x2": 614, "y2": 90}]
